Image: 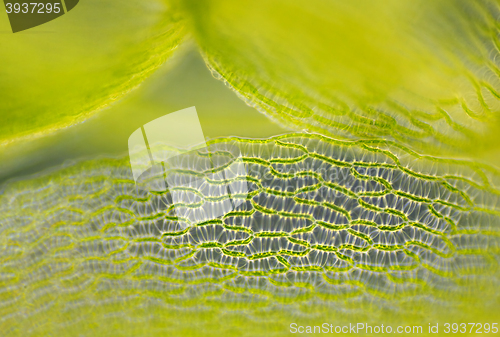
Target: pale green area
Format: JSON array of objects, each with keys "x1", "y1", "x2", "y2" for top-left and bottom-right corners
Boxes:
[
  {"x1": 0, "y1": 0, "x2": 185, "y2": 146},
  {"x1": 0, "y1": 47, "x2": 286, "y2": 184}
]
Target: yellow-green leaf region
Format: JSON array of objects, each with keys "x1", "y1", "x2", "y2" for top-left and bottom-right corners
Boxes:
[
  {"x1": 180, "y1": 0, "x2": 500, "y2": 163},
  {"x1": 0, "y1": 0, "x2": 185, "y2": 146}
]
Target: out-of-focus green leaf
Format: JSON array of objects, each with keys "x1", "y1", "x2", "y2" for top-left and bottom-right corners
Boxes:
[
  {"x1": 0, "y1": 0, "x2": 185, "y2": 146},
  {"x1": 180, "y1": 0, "x2": 500, "y2": 164}
]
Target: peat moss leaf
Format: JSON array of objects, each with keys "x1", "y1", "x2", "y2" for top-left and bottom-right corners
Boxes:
[
  {"x1": 0, "y1": 0, "x2": 185, "y2": 146},
  {"x1": 1, "y1": 134, "x2": 499, "y2": 334},
  {"x1": 180, "y1": 0, "x2": 500, "y2": 164}
]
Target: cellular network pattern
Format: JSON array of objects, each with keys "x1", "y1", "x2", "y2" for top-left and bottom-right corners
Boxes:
[{"x1": 0, "y1": 134, "x2": 499, "y2": 335}]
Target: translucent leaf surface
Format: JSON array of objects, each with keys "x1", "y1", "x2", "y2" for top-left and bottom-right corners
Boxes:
[
  {"x1": 180, "y1": 0, "x2": 500, "y2": 163},
  {"x1": 1, "y1": 134, "x2": 498, "y2": 335},
  {"x1": 0, "y1": 0, "x2": 184, "y2": 146}
]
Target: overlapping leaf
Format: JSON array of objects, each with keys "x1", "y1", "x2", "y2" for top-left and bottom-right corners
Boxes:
[
  {"x1": 0, "y1": 0, "x2": 185, "y2": 146},
  {"x1": 179, "y1": 0, "x2": 500, "y2": 163}
]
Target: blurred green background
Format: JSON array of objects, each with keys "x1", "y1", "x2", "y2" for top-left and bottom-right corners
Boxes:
[{"x1": 0, "y1": 43, "x2": 286, "y2": 184}]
